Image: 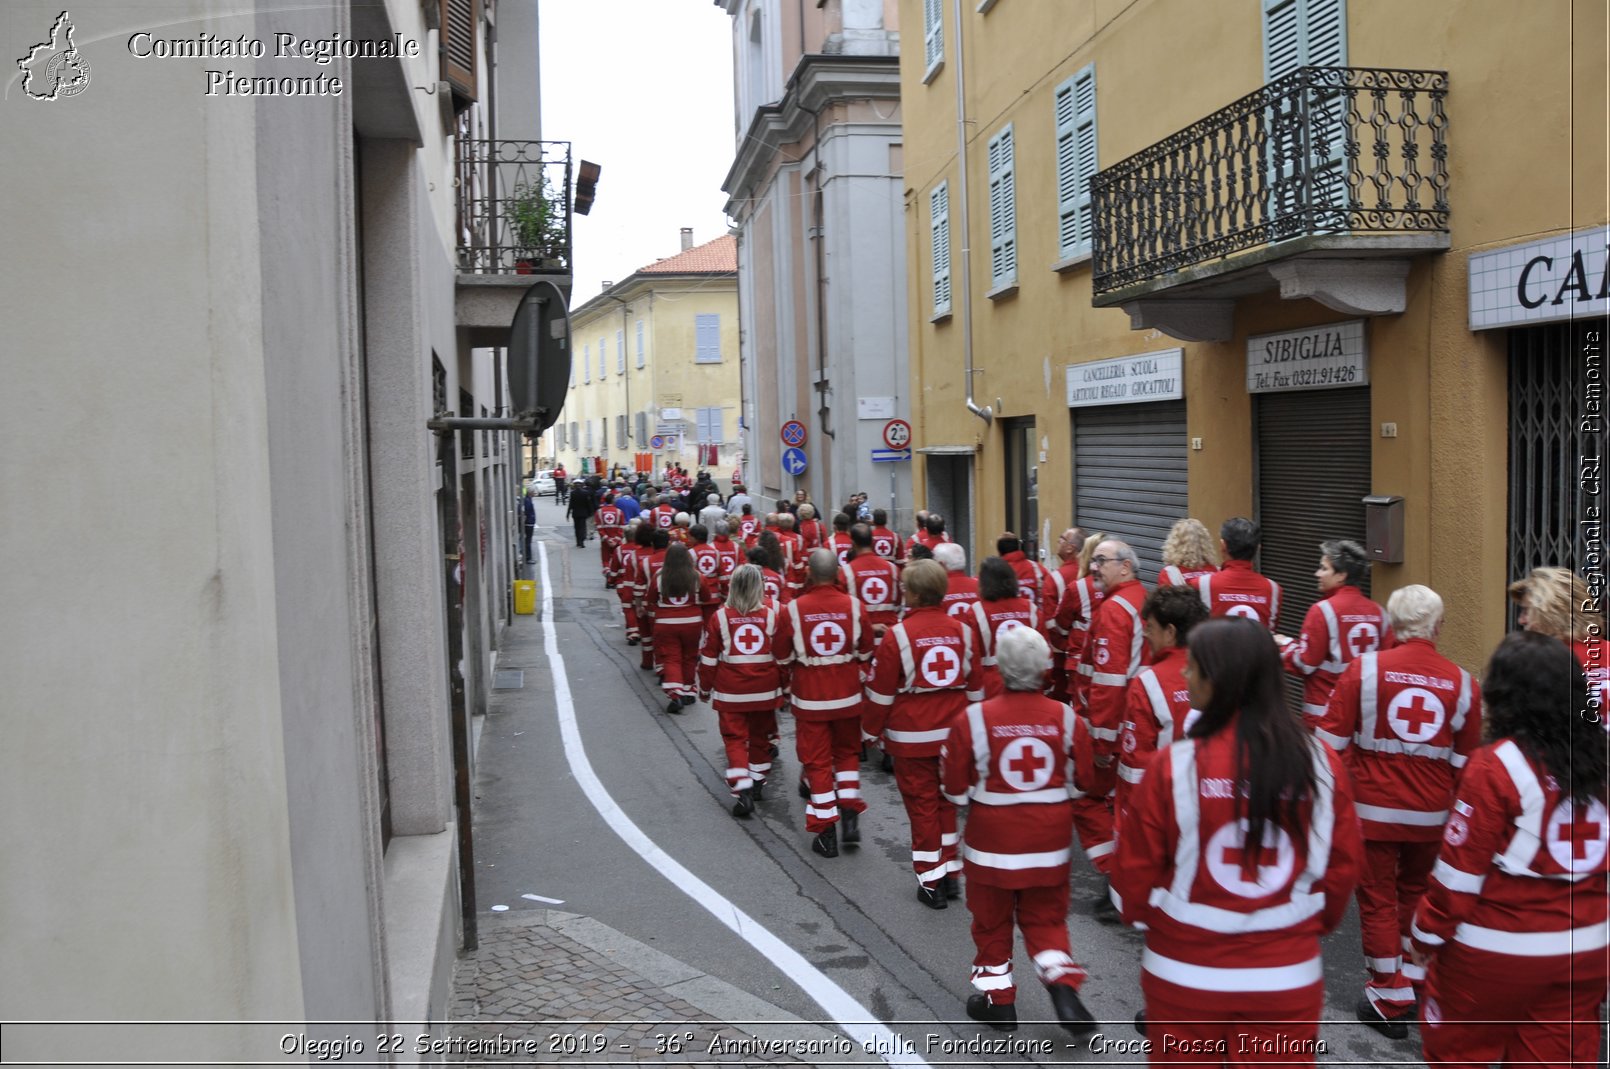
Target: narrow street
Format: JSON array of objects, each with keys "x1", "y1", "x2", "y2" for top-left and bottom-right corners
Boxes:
[{"x1": 456, "y1": 498, "x2": 1418, "y2": 1067}]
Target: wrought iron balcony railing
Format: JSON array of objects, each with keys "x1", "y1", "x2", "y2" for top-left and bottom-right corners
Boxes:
[
  {"x1": 1091, "y1": 67, "x2": 1448, "y2": 298},
  {"x1": 456, "y1": 139, "x2": 572, "y2": 275}
]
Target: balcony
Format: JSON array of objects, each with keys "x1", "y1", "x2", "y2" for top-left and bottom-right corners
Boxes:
[
  {"x1": 1090, "y1": 67, "x2": 1449, "y2": 341},
  {"x1": 455, "y1": 139, "x2": 573, "y2": 345}
]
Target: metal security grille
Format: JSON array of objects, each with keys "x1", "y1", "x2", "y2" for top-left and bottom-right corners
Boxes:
[
  {"x1": 1509, "y1": 319, "x2": 1608, "y2": 588},
  {"x1": 1255, "y1": 387, "x2": 1371, "y2": 636},
  {"x1": 1072, "y1": 401, "x2": 1188, "y2": 582}
]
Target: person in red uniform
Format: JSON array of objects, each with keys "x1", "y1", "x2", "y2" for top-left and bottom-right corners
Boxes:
[
  {"x1": 774, "y1": 512, "x2": 807, "y2": 594},
  {"x1": 737, "y1": 505, "x2": 761, "y2": 546},
  {"x1": 1508, "y1": 566, "x2": 1609, "y2": 718},
  {"x1": 687, "y1": 525, "x2": 722, "y2": 623},
  {"x1": 654, "y1": 543, "x2": 713, "y2": 714},
  {"x1": 648, "y1": 495, "x2": 677, "y2": 531},
  {"x1": 911, "y1": 513, "x2": 951, "y2": 556},
  {"x1": 1114, "y1": 618, "x2": 1362, "y2": 1063},
  {"x1": 864, "y1": 559, "x2": 984, "y2": 908},
  {"x1": 1191, "y1": 516, "x2": 1281, "y2": 630},
  {"x1": 595, "y1": 494, "x2": 626, "y2": 585},
  {"x1": 933, "y1": 542, "x2": 981, "y2": 621},
  {"x1": 997, "y1": 533, "x2": 1056, "y2": 622},
  {"x1": 842, "y1": 524, "x2": 902, "y2": 635},
  {"x1": 1040, "y1": 527, "x2": 1084, "y2": 699},
  {"x1": 634, "y1": 529, "x2": 671, "y2": 670},
  {"x1": 968, "y1": 557, "x2": 1040, "y2": 700},
  {"x1": 1157, "y1": 517, "x2": 1218, "y2": 588},
  {"x1": 826, "y1": 512, "x2": 855, "y2": 564},
  {"x1": 904, "y1": 510, "x2": 931, "y2": 559},
  {"x1": 1117, "y1": 585, "x2": 1208, "y2": 830},
  {"x1": 1278, "y1": 538, "x2": 1392, "y2": 724},
  {"x1": 796, "y1": 503, "x2": 827, "y2": 551},
  {"x1": 710, "y1": 520, "x2": 741, "y2": 600},
  {"x1": 1410, "y1": 632, "x2": 1607, "y2": 1068},
  {"x1": 697, "y1": 564, "x2": 794, "y2": 817},
  {"x1": 1050, "y1": 532, "x2": 1105, "y2": 705},
  {"x1": 940, "y1": 626, "x2": 1098, "y2": 1035},
  {"x1": 750, "y1": 535, "x2": 790, "y2": 606},
  {"x1": 786, "y1": 549, "x2": 875, "y2": 857},
  {"x1": 871, "y1": 509, "x2": 906, "y2": 565},
  {"x1": 613, "y1": 522, "x2": 648, "y2": 646},
  {"x1": 1315, "y1": 584, "x2": 1483, "y2": 1035}
]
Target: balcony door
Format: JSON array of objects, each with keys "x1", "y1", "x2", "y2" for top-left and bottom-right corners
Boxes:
[{"x1": 1263, "y1": 0, "x2": 1348, "y2": 232}]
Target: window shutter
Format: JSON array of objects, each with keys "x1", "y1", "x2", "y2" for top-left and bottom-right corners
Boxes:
[
  {"x1": 636, "y1": 320, "x2": 645, "y2": 368},
  {"x1": 1262, "y1": 0, "x2": 1301, "y2": 80},
  {"x1": 583, "y1": 343, "x2": 591, "y2": 383},
  {"x1": 988, "y1": 125, "x2": 1017, "y2": 285},
  {"x1": 924, "y1": 0, "x2": 943, "y2": 71},
  {"x1": 569, "y1": 421, "x2": 578, "y2": 448},
  {"x1": 1263, "y1": 0, "x2": 1345, "y2": 78},
  {"x1": 1305, "y1": 0, "x2": 1347, "y2": 67},
  {"x1": 616, "y1": 330, "x2": 625, "y2": 374},
  {"x1": 1055, "y1": 67, "x2": 1097, "y2": 259},
  {"x1": 695, "y1": 314, "x2": 721, "y2": 362},
  {"x1": 438, "y1": 0, "x2": 478, "y2": 102},
  {"x1": 930, "y1": 182, "x2": 951, "y2": 315},
  {"x1": 617, "y1": 414, "x2": 627, "y2": 449},
  {"x1": 636, "y1": 410, "x2": 648, "y2": 444},
  {"x1": 598, "y1": 336, "x2": 606, "y2": 377}
]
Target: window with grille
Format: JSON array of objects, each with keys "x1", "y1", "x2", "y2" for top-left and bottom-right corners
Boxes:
[
  {"x1": 636, "y1": 320, "x2": 646, "y2": 368},
  {"x1": 1054, "y1": 66, "x2": 1097, "y2": 260},
  {"x1": 695, "y1": 406, "x2": 724, "y2": 444},
  {"x1": 930, "y1": 182, "x2": 951, "y2": 316},
  {"x1": 988, "y1": 125, "x2": 1017, "y2": 287},
  {"x1": 695, "y1": 315, "x2": 722, "y2": 363}
]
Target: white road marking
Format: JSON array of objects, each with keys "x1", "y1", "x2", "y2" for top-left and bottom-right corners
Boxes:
[
  {"x1": 522, "y1": 893, "x2": 565, "y2": 904},
  {"x1": 537, "y1": 540, "x2": 930, "y2": 1067},
  {"x1": 490, "y1": 904, "x2": 510, "y2": 912}
]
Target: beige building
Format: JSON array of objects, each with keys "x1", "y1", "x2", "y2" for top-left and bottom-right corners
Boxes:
[
  {"x1": 899, "y1": 0, "x2": 1606, "y2": 672},
  {"x1": 545, "y1": 232, "x2": 740, "y2": 482}
]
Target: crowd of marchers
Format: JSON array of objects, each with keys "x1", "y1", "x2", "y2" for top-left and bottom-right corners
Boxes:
[{"x1": 522, "y1": 473, "x2": 1607, "y2": 1068}]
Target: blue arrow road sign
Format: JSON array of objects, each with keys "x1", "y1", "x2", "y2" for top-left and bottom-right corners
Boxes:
[
  {"x1": 871, "y1": 449, "x2": 912, "y2": 463},
  {"x1": 782, "y1": 447, "x2": 808, "y2": 475}
]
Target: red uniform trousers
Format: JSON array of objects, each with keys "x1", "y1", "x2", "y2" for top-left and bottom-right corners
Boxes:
[
  {"x1": 719, "y1": 709, "x2": 778, "y2": 794},
  {"x1": 1072, "y1": 795, "x2": 1115, "y2": 876},
  {"x1": 794, "y1": 717, "x2": 865, "y2": 833},
  {"x1": 638, "y1": 609, "x2": 655, "y2": 669},
  {"x1": 965, "y1": 881, "x2": 1084, "y2": 1005},
  {"x1": 617, "y1": 586, "x2": 640, "y2": 642},
  {"x1": 1421, "y1": 944, "x2": 1607, "y2": 1069},
  {"x1": 892, "y1": 755, "x2": 958, "y2": 887},
  {"x1": 1357, "y1": 838, "x2": 1438, "y2": 1018},
  {"x1": 653, "y1": 624, "x2": 701, "y2": 701},
  {"x1": 600, "y1": 536, "x2": 620, "y2": 580},
  {"x1": 1144, "y1": 976, "x2": 1324, "y2": 1066}
]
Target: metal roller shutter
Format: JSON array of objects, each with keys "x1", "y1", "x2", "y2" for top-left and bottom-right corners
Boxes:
[
  {"x1": 1255, "y1": 386, "x2": 1372, "y2": 637},
  {"x1": 1072, "y1": 400, "x2": 1188, "y2": 582}
]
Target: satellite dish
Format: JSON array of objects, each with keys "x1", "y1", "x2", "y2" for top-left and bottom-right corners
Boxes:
[{"x1": 506, "y1": 281, "x2": 570, "y2": 434}]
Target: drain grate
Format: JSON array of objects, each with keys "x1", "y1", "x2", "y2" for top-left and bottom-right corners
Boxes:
[{"x1": 493, "y1": 669, "x2": 525, "y2": 690}]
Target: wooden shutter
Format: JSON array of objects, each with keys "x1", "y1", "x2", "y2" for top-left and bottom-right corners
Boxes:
[
  {"x1": 930, "y1": 182, "x2": 951, "y2": 315},
  {"x1": 439, "y1": 0, "x2": 478, "y2": 102},
  {"x1": 1055, "y1": 67, "x2": 1097, "y2": 260},
  {"x1": 988, "y1": 125, "x2": 1016, "y2": 285}
]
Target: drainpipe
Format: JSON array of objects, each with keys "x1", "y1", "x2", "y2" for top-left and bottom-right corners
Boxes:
[{"x1": 952, "y1": 0, "x2": 992, "y2": 427}]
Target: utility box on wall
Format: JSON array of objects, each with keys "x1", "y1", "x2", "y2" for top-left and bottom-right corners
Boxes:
[{"x1": 1363, "y1": 495, "x2": 1405, "y2": 563}]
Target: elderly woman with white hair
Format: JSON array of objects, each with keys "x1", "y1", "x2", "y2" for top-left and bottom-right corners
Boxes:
[
  {"x1": 1314, "y1": 584, "x2": 1484, "y2": 1037},
  {"x1": 939, "y1": 625, "x2": 1098, "y2": 1036}
]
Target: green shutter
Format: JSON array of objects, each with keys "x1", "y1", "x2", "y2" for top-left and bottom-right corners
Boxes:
[
  {"x1": 988, "y1": 125, "x2": 1016, "y2": 285},
  {"x1": 1055, "y1": 65, "x2": 1097, "y2": 260},
  {"x1": 930, "y1": 182, "x2": 951, "y2": 315}
]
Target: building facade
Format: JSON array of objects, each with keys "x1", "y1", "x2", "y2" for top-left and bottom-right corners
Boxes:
[
  {"x1": 543, "y1": 233, "x2": 741, "y2": 481},
  {"x1": 719, "y1": 0, "x2": 914, "y2": 523},
  {"x1": 899, "y1": 0, "x2": 1606, "y2": 671},
  {"x1": 3, "y1": 0, "x2": 568, "y2": 1056}
]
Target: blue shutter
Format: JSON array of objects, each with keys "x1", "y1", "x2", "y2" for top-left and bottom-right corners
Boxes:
[
  {"x1": 988, "y1": 125, "x2": 1017, "y2": 286},
  {"x1": 924, "y1": 0, "x2": 943, "y2": 72},
  {"x1": 930, "y1": 182, "x2": 951, "y2": 315},
  {"x1": 695, "y1": 314, "x2": 721, "y2": 362},
  {"x1": 1055, "y1": 66, "x2": 1097, "y2": 259},
  {"x1": 616, "y1": 329, "x2": 624, "y2": 374},
  {"x1": 583, "y1": 342, "x2": 590, "y2": 383},
  {"x1": 635, "y1": 319, "x2": 645, "y2": 368}
]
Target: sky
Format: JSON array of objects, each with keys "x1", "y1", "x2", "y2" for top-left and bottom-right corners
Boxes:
[{"x1": 539, "y1": 0, "x2": 737, "y2": 302}]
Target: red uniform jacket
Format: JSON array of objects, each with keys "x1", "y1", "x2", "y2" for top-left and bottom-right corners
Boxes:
[
  {"x1": 1190, "y1": 559, "x2": 1280, "y2": 628},
  {"x1": 908, "y1": 529, "x2": 950, "y2": 557},
  {"x1": 1042, "y1": 562, "x2": 1078, "y2": 643},
  {"x1": 1158, "y1": 563, "x2": 1215, "y2": 588},
  {"x1": 842, "y1": 553, "x2": 902, "y2": 625},
  {"x1": 872, "y1": 526, "x2": 905, "y2": 563},
  {"x1": 776, "y1": 531, "x2": 807, "y2": 591},
  {"x1": 697, "y1": 605, "x2": 793, "y2": 713},
  {"x1": 653, "y1": 577, "x2": 713, "y2": 628},
  {"x1": 1052, "y1": 576, "x2": 1104, "y2": 676},
  {"x1": 798, "y1": 518, "x2": 827, "y2": 550},
  {"x1": 1118, "y1": 645, "x2": 1196, "y2": 810},
  {"x1": 941, "y1": 573, "x2": 981, "y2": 621},
  {"x1": 1002, "y1": 551, "x2": 1056, "y2": 622},
  {"x1": 1078, "y1": 577, "x2": 1150, "y2": 753},
  {"x1": 864, "y1": 605, "x2": 983, "y2": 757},
  {"x1": 827, "y1": 532, "x2": 855, "y2": 565},
  {"x1": 710, "y1": 536, "x2": 741, "y2": 595},
  {"x1": 738, "y1": 515, "x2": 760, "y2": 543},
  {"x1": 1411, "y1": 739, "x2": 1608, "y2": 965},
  {"x1": 635, "y1": 549, "x2": 667, "y2": 613},
  {"x1": 785, "y1": 587, "x2": 873, "y2": 721},
  {"x1": 650, "y1": 504, "x2": 676, "y2": 530},
  {"x1": 1316, "y1": 638, "x2": 1482, "y2": 841},
  {"x1": 757, "y1": 566, "x2": 790, "y2": 606},
  {"x1": 1282, "y1": 584, "x2": 1392, "y2": 721},
  {"x1": 595, "y1": 504, "x2": 625, "y2": 538},
  {"x1": 1114, "y1": 730, "x2": 1361, "y2": 995},
  {"x1": 940, "y1": 692, "x2": 1077, "y2": 889},
  {"x1": 612, "y1": 543, "x2": 643, "y2": 592},
  {"x1": 966, "y1": 597, "x2": 1040, "y2": 699}
]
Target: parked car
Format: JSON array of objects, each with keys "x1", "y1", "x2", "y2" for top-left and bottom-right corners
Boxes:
[{"x1": 529, "y1": 470, "x2": 556, "y2": 496}]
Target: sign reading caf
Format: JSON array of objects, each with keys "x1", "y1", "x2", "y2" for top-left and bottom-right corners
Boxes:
[{"x1": 1469, "y1": 227, "x2": 1609, "y2": 330}]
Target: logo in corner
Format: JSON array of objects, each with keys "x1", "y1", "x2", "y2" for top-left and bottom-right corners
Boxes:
[{"x1": 18, "y1": 11, "x2": 91, "y2": 101}]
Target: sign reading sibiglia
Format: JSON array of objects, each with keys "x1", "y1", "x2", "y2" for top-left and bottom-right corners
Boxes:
[{"x1": 1245, "y1": 320, "x2": 1367, "y2": 394}]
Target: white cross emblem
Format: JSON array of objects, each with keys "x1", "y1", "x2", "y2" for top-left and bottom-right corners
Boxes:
[
  {"x1": 1226, "y1": 604, "x2": 1260, "y2": 621},
  {"x1": 1385, "y1": 687, "x2": 1446, "y2": 743},
  {"x1": 1204, "y1": 819, "x2": 1296, "y2": 899},
  {"x1": 998, "y1": 737, "x2": 1056, "y2": 791},
  {"x1": 946, "y1": 600, "x2": 971, "y2": 617},
  {"x1": 696, "y1": 553, "x2": 718, "y2": 576},
  {"x1": 996, "y1": 618, "x2": 1025, "y2": 637},
  {"x1": 875, "y1": 537, "x2": 894, "y2": 556},
  {"x1": 732, "y1": 623, "x2": 766, "y2": 656},
  {"x1": 920, "y1": 645, "x2": 961, "y2": 687},
  {"x1": 1546, "y1": 797, "x2": 1609, "y2": 873},
  {"x1": 1346, "y1": 621, "x2": 1380, "y2": 658},
  {"x1": 810, "y1": 621, "x2": 847, "y2": 657},
  {"x1": 861, "y1": 576, "x2": 890, "y2": 604}
]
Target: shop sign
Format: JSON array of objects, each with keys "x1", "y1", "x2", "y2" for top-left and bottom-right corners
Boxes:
[
  {"x1": 1065, "y1": 347, "x2": 1183, "y2": 408},
  {"x1": 1468, "y1": 227, "x2": 1608, "y2": 331},
  {"x1": 1246, "y1": 320, "x2": 1367, "y2": 393}
]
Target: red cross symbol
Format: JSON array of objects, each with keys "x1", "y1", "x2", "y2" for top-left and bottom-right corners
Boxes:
[
  {"x1": 811, "y1": 621, "x2": 846, "y2": 656},
  {"x1": 862, "y1": 576, "x2": 889, "y2": 603},
  {"x1": 733, "y1": 624, "x2": 766, "y2": 656},
  {"x1": 1556, "y1": 804, "x2": 1604, "y2": 861},
  {"x1": 1346, "y1": 622, "x2": 1378, "y2": 657},
  {"x1": 875, "y1": 538, "x2": 893, "y2": 556},
  {"x1": 1008, "y1": 748, "x2": 1048, "y2": 780},
  {"x1": 922, "y1": 646, "x2": 960, "y2": 686},
  {"x1": 1396, "y1": 692, "x2": 1440, "y2": 734},
  {"x1": 1221, "y1": 843, "x2": 1284, "y2": 881}
]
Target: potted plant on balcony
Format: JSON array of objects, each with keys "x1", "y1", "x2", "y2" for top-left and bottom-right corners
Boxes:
[{"x1": 509, "y1": 174, "x2": 562, "y2": 274}]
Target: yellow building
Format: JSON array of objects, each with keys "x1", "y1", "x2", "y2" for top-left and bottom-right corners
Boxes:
[
  {"x1": 900, "y1": 0, "x2": 1606, "y2": 671},
  {"x1": 546, "y1": 232, "x2": 741, "y2": 481}
]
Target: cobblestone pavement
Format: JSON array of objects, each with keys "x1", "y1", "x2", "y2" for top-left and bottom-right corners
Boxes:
[{"x1": 447, "y1": 911, "x2": 817, "y2": 1066}]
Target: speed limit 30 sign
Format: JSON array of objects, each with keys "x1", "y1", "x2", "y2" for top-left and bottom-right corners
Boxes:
[{"x1": 882, "y1": 419, "x2": 912, "y2": 450}]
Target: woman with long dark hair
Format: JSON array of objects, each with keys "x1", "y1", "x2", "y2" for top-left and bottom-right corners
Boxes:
[
  {"x1": 751, "y1": 532, "x2": 790, "y2": 605},
  {"x1": 653, "y1": 543, "x2": 709, "y2": 714},
  {"x1": 970, "y1": 556, "x2": 1041, "y2": 699},
  {"x1": 1411, "y1": 631, "x2": 1608, "y2": 1067},
  {"x1": 1113, "y1": 618, "x2": 1360, "y2": 1064}
]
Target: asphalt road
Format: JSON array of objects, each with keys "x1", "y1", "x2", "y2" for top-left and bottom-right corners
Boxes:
[{"x1": 472, "y1": 501, "x2": 1419, "y2": 1067}]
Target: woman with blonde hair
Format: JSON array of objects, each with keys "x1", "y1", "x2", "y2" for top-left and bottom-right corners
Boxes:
[
  {"x1": 1509, "y1": 567, "x2": 1607, "y2": 707},
  {"x1": 1051, "y1": 532, "x2": 1108, "y2": 699},
  {"x1": 1158, "y1": 518, "x2": 1220, "y2": 587}
]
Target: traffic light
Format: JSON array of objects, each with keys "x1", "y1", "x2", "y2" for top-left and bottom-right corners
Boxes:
[{"x1": 574, "y1": 159, "x2": 600, "y2": 216}]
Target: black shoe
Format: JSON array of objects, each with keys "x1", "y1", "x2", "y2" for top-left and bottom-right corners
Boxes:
[
  {"x1": 605, "y1": 582, "x2": 616, "y2": 589},
  {"x1": 731, "y1": 789, "x2": 755, "y2": 819},
  {"x1": 679, "y1": 694, "x2": 695, "y2": 707},
  {"x1": 1355, "y1": 998, "x2": 1408, "y2": 1039},
  {"x1": 840, "y1": 810, "x2": 861, "y2": 845},
  {"x1": 965, "y1": 994, "x2": 1017, "y2": 1032},
  {"x1": 812, "y1": 827, "x2": 839, "y2": 858},
  {"x1": 798, "y1": 777, "x2": 810, "y2": 800},
  {"x1": 627, "y1": 636, "x2": 639, "y2": 646},
  {"x1": 1047, "y1": 985, "x2": 1096, "y2": 1036},
  {"x1": 1133, "y1": 1010, "x2": 1146, "y2": 1036},
  {"x1": 1092, "y1": 882, "x2": 1121, "y2": 925},
  {"x1": 769, "y1": 743, "x2": 780, "y2": 759},
  {"x1": 916, "y1": 883, "x2": 948, "y2": 910},
  {"x1": 751, "y1": 779, "x2": 767, "y2": 801},
  {"x1": 666, "y1": 699, "x2": 682, "y2": 716},
  {"x1": 881, "y1": 751, "x2": 894, "y2": 773},
  {"x1": 941, "y1": 874, "x2": 962, "y2": 900}
]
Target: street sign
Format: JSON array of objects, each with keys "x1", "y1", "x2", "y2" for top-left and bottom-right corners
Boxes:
[
  {"x1": 782, "y1": 447, "x2": 808, "y2": 475},
  {"x1": 871, "y1": 448, "x2": 911, "y2": 463},
  {"x1": 882, "y1": 419, "x2": 912, "y2": 450},
  {"x1": 661, "y1": 434, "x2": 679, "y2": 450},
  {"x1": 649, "y1": 435, "x2": 666, "y2": 449},
  {"x1": 781, "y1": 420, "x2": 808, "y2": 447}
]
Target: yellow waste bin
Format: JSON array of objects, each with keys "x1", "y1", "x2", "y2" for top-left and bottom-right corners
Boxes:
[{"x1": 513, "y1": 579, "x2": 537, "y2": 615}]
